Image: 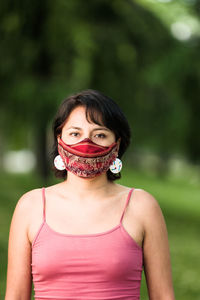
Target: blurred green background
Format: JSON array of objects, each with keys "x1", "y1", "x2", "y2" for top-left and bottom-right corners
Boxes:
[{"x1": 0, "y1": 0, "x2": 200, "y2": 299}]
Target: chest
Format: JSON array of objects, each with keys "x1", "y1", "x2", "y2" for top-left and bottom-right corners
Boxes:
[{"x1": 32, "y1": 225, "x2": 143, "y2": 282}]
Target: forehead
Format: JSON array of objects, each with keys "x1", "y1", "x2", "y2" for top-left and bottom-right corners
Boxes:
[{"x1": 62, "y1": 105, "x2": 105, "y2": 129}]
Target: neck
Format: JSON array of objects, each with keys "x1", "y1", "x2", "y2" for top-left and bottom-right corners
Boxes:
[{"x1": 61, "y1": 172, "x2": 115, "y2": 200}]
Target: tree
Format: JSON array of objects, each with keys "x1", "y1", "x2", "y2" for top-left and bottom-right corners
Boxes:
[{"x1": 0, "y1": 0, "x2": 198, "y2": 181}]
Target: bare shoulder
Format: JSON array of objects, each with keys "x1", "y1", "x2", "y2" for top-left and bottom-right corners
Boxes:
[
  {"x1": 116, "y1": 184, "x2": 161, "y2": 214},
  {"x1": 12, "y1": 188, "x2": 44, "y2": 225},
  {"x1": 132, "y1": 188, "x2": 167, "y2": 235},
  {"x1": 15, "y1": 188, "x2": 43, "y2": 210},
  {"x1": 133, "y1": 188, "x2": 160, "y2": 208},
  {"x1": 7, "y1": 188, "x2": 44, "y2": 246},
  {"x1": 130, "y1": 188, "x2": 165, "y2": 225}
]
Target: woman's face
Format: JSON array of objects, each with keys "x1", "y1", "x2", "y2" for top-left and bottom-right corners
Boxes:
[{"x1": 58, "y1": 106, "x2": 116, "y2": 146}]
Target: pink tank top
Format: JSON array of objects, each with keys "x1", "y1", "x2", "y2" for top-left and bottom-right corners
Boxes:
[{"x1": 32, "y1": 187, "x2": 143, "y2": 300}]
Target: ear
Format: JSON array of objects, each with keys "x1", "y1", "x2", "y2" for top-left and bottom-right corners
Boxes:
[
  {"x1": 116, "y1": 138, "x2": 121, "y2": 152},
  {"x1": 57, "y1": 135, "x2": 61, "y2": 143}
]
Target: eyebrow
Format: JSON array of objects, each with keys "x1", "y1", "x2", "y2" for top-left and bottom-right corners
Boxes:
[
  {"x1": 66, "y1": 126, "x2": 110, "y2": 132},
  {"x1": 66, "y1": 126, "x2": 82, "y2": 130},
  {"x1": 93, "y1": 127, "x2": 110, "y2": 132}
]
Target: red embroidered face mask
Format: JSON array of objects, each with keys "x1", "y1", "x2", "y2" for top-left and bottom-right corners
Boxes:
[{"x1": 58, "y1": 138, "x2": 119, "y2": 178}]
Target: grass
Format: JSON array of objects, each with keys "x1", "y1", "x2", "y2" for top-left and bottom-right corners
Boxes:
[{"x1": 0, "y1": 168, "x2": 200, "y2": 299}]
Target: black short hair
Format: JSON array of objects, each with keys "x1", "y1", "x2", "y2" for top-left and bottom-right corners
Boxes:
[{"x1": 51, "y1": 89, "x2": 131, "y2": 181}]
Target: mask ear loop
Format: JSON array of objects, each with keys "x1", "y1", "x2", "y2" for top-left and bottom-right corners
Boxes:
[
  {"x1": 109, "y1": 138, "x2": 122, "y2": 174},
  {"x1": 54, "y1": 134, "x2": 66, "y2": 170}
]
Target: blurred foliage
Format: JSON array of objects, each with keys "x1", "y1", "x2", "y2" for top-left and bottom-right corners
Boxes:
[{"x1": 0, "y1": 0, "x2": 200, "y2": 180}]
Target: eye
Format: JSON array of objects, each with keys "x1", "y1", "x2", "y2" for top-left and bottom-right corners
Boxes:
[
  {"x1": 95, "y1": 133, "x2": 106, "y2": 139},
  {"x1": 69, "y1": 132, "x2": 80, "y2": 137}
]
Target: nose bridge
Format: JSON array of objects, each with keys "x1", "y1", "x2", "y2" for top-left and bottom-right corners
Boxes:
[{"x1": 82, "y1": 126, "x2": 93, "y2": 140}]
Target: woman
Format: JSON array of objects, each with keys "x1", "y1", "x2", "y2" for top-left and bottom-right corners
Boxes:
[{"x1": 5, "y1": 90, "x2": 175, "y2": 300}]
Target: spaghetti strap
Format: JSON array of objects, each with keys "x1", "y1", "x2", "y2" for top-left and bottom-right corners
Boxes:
[
  {"x1": 42, "y1": 187, "x2": 46, "y2": 221},
  {"x1": 120, "y1": 188, "x2": 134, "y2": 224}
]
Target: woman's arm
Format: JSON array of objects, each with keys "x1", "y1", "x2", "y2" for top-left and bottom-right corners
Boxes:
[
  {"x1": 141, "y1": 190, "x2": 175, "y2": 300},
  {"x1": 5, "y1": 193, "x2": 32, "y2": 300}
]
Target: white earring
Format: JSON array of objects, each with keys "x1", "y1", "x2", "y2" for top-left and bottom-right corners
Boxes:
[
  {"x1": 54, "y1": 155, "x2": 65, "y2": 170},
  {"x1": 109, "y1": 158, "x2": 122, "y2": 174}
]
